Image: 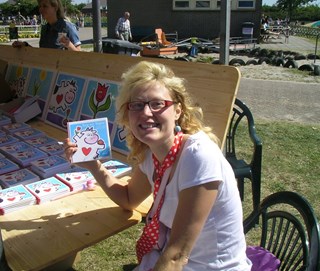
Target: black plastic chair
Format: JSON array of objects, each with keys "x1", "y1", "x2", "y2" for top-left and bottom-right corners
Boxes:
[
  {"x1": 226, "y1": 98, "x2": 262, "y2": 212},
  {"x1": 244, "y1": 191, "x2": 320, "y2": 271},
  {"x1": 0, "y1": 232, "x2": 11, "y2": 271}
]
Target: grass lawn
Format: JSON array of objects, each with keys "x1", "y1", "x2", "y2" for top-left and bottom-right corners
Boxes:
[{"x1": 73, "y1": 119, "x2": 320, "y2": 271}]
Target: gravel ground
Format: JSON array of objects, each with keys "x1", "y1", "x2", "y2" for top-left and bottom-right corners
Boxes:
[
  {"x1": 194, "y1": 53, "x2": 320, "y2": 83},
  {"x1": 233, "y1": 57, "x2": 320, "y2": 83}
]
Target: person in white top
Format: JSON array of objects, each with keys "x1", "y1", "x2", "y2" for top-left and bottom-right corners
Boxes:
[
  {"x1": 115, "y1": 11, "x2": 132, "y2": 41},
  {"x1": 63, "y1": 61, "x2": 252, "y2": 271}
]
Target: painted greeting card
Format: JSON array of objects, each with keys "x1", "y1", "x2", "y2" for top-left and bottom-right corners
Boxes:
[
  {"x1": 0, "y1": 185, "x2": 37, "y2": 215},
  {"x1": 24, "y1": 135, "x2": 58, "y2": 148},
  {"x1": 0, "y1": 157, "x2": 20, "y2": 175},
  {"x1": 38, "y1": 141, "x2": 64, "y2": 156},
  {"x1": 44, "y1": 72, "x2": 87, "y2": 130},
  {"x1": 5, "y1": 63, "x2": 30, "y2": 98},
  {"x1": 13, "y1": 127, "x2": 45, "y2": 141},
  {"x1": 0, "y1": 141, "x2": 32, "y2": 155},
  {"x1": 79, "y1": 78, "x2": 119, "y2": 121},
  {"x1": 25, "y1": 66, "x2": 58, "y2": 119},
  {"x1": 110, "y1": 124, "x2": 130, "y2": 155},
  {"x1": 0, "y1": 115, "x2": 11, "y2": 126},
  {"x1": 55, "y1": 168, "x2": 95, "y2": 192},
  {"x1": 68, "y1": 117, "x2": 111, "y2": 163},
  {"x1": 102, "y1": 159, "x2": 132, "y2": 177},
  {"x1": 0, "y1": 168, "x2": 40, "y2": 189},
  {"x1": 8, "y1": 147, "x2": 48, "y2": 167},
  {"x1": 25, "y1": 177, "x2": 71, "y2": 204},
  {"x1": 29, "y1": 155, "x2": 71, "y2": 179},
  {"x1": 0, "y1": 134, "x2": 19, "y2": 147},
  {"x1": 2, "y1": 122, "x2": 30, "y2": 134}
]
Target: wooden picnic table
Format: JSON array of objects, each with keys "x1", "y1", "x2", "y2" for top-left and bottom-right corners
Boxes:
[
  {"x1": 0, "y1": 121, "x2": 143, "y2": 271},
  {"x1": 260, "y1": 26, "x2": 290, "y2": 43}
]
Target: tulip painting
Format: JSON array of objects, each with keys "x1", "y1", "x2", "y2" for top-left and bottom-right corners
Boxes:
[
  {"x1": 89, "y1": 83, "x2": 111, "y2": 118},
  {"x1": 32, "y1": 69, "x2": 47, "y2": 96}
]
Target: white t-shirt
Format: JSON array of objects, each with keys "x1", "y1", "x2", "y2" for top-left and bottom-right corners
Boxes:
[{"x1": 139, "y1": 131, "x2": 252, "y2": 271}]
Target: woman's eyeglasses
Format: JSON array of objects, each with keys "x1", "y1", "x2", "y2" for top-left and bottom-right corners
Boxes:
[{"x1": 127, "y1": 100, "x2": 176, "y2": 112}]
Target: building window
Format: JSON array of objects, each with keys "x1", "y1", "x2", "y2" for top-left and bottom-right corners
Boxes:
[
  {"x1": 174, "y1": 1, "x2": 190, "y2": 8},
  {"x1": 238, "y1": 0, "x2": 254, "y2": 8},
  {"x1": 173, "y1": 0, "x2": 255, "y2": 10},
  {"x1": 196, "y1": 1, "x2": 210, "y2": 8}
]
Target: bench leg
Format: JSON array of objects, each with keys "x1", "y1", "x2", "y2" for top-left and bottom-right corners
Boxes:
[{"x1": 42, "y1": 252, "x2": 81, "y2": 271}]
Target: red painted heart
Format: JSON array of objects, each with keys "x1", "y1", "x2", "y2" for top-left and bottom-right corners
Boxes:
[
  {"x1": 82, "y1": 147, "x2": 91, "y2": 156},
  {"x1": 56, "y1": 94, "x2": 63, "y2": 104}
]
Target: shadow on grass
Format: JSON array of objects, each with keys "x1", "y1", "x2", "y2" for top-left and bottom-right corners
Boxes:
[{"x1": 123, "y1": 263, "x2": 138, "y2": 271}]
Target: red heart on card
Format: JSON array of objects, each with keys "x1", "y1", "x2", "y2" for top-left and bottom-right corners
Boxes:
[
  {"x1": 56, "y1": 94, "x2": 63, "y2": 104},
  {"x1": 82, "y1": 147, "x2": 91, "y2": 156}
]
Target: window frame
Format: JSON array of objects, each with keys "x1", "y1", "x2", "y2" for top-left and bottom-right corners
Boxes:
[{"x1": 173, "y1": 0, "x2": 256, "y2": 10}]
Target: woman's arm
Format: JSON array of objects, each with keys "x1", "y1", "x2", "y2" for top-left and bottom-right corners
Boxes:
[
  {"x1": 59, "y1": 36, "x2": 81, "y2": 51},
  {"x1": 64, "y1": 138, "x2": 151, "y2": 210},
  {"x1": 12, "y1": 39, "x2": 81, "y2": 51},
  {"x1": 153, "y1": 181, "x2": 220, "y2": 271},
  {"x1": 88, "y1": 160, "x2": 151, "y2": 210}
]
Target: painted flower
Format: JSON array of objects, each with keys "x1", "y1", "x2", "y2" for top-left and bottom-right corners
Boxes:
[
  {"x1": 89, "y1": 83, "x2": 111, "y2": 118},
  {"x1": 40, "y1": 70, "x2": 47, "y2": 81}
]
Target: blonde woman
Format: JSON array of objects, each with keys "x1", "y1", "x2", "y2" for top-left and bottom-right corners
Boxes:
[{"x1": 64, "y1": 61, "x2": 251, "y2": 271}]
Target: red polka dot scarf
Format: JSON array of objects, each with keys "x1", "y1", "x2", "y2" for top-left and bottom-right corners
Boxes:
[{"x1": 136, "y1": 132, "x2": 184, "y2": 263}]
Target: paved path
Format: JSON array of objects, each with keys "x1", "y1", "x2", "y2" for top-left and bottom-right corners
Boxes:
[
  {"x1": 236, "y1": 35, "x2": 319, "y2": 125},
  {"x1": 257, "y1": 35, "x2": 318, "y2": 53},
  {"x1": 238, "y1": 79, "x2": 320, "y2": 125}
]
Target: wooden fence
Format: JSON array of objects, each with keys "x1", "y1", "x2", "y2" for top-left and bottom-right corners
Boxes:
[
  {"x1": 290, "y1": 25, "x2": 320, "y2": 38},
  {"x1": 0, "y1": 25, "x2": 40, "y2": 40}
]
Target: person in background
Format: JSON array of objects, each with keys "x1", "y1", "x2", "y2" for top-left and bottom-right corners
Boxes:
[
  {"x1": 64, "y1": 61, "x2": 252, "y2": 271},
  {"x1": 31, "y1": 14, "x2": 38, "y2": 34},
  {"x1": 12, "y1": 0, "x2": 81, "y2": 51},
  {"x1": 115, "y1": 11, "x2": 132, "y2": 41}
]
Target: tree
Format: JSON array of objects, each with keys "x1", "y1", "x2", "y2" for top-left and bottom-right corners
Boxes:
[
  {"x1": 276, "y1": 0, "x2": 317, "y2": 20},
  {"x1": 0, "y1": 0, "x2": 83, "y2": 20},
  {"x1": 0, "y1": 0, "x2": 38, "y2": 18}
]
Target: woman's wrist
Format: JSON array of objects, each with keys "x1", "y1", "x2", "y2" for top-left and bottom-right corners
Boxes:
[{"x1": 85, "y1": 160, "x2": 102, "y2": 172}]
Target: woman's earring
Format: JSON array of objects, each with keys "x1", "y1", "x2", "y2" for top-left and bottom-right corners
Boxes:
[{"x1": 175, "y1": 123, "x2": 182, "y2": 133}]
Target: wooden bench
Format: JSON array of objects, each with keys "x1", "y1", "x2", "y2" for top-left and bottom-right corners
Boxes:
[
  {"x1": 0, "y1": 45, "x2": 241, "y2": 270},
  {"x1": 0, "y1": 45, "x2": 240, "y2": 147}
]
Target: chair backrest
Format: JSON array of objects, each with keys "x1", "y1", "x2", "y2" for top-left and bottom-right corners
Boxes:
[
  {"x1": 155, "y1": 28, "x2": 164, "y2": 44},
  {"x1": 226, "y1": 98, "x2": 262, "y2": 169},
  {"x1": 244, "y1": 191, "x2": 320, "y2": 271},
  {"x1": 155, "y1": 28, "x2": 172, "y2": 46}
]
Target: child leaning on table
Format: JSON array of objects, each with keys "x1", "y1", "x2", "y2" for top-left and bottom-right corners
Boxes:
[{"x1": 63, "y1": 61, "x2": 252, "y2": 271}]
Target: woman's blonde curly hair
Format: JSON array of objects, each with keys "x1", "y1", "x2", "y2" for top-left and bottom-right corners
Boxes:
[{"x1": 116, "y1": 61, "x2": 219, "y2": 163}]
